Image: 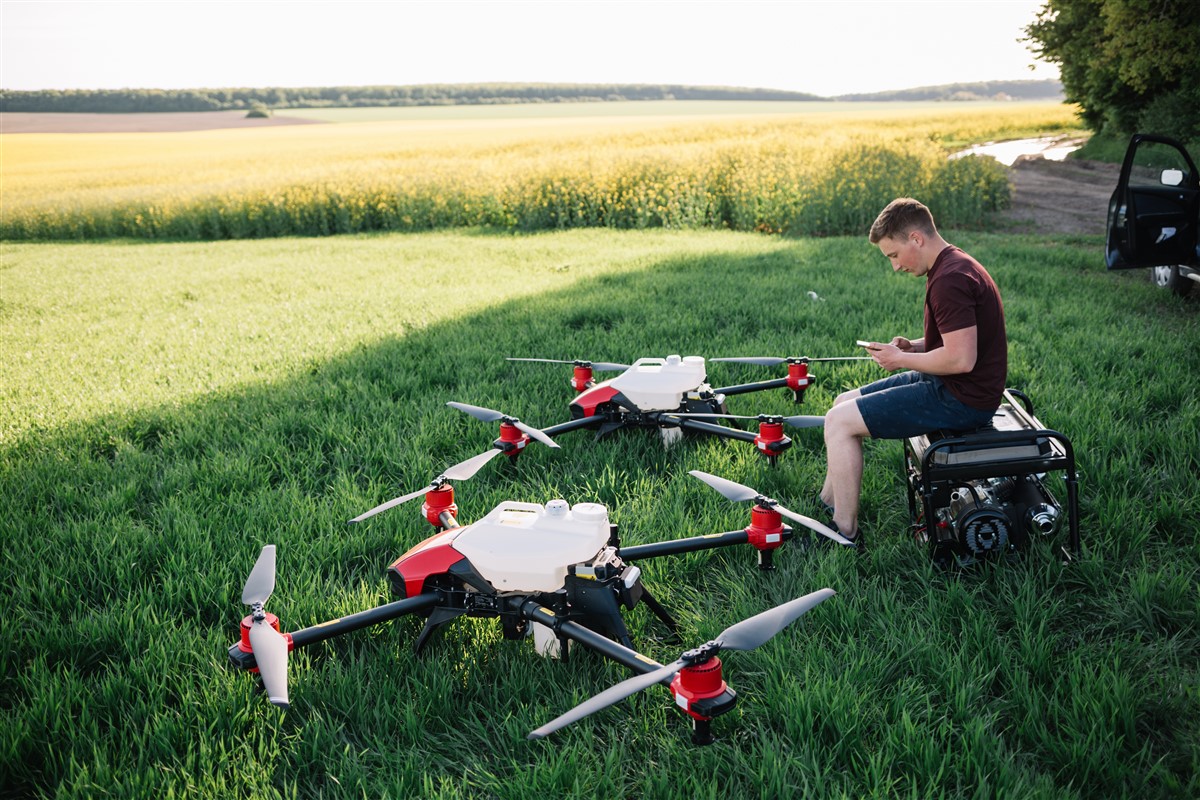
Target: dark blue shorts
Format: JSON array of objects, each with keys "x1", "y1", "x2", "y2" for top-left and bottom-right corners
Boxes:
[{"x1": 854, "y1": 371, "x2": 996, "y2": 439}]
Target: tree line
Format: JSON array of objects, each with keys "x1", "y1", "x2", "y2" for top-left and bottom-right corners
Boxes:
[
  {"x1": 1024, "y1": 0, "x2": 1199, "y2": 145},
  {"x1": 0, "y1": 83, "x2": 823, "y2": 113},
  {"x1": 836, "y1": 80, "x2": 1064, "y2": 103}
]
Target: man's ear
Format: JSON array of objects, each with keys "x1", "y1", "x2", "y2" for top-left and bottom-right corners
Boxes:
[{"x1": 909, "y1": 230, "x2": 924, "y2": 248}]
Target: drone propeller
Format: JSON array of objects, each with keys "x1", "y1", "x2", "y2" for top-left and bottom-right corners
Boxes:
[
  {"x1": 446, "y1": 401, "x2": 560, "y2": 449},
  {"x1": 711, "y1": 356, "x2": 873, "y2": 365},
  {"x1": 661, "y1": 412, "x2": 825, "y2": 430},
  {"x1": 507, "y1": 357, "x2": 631, "y2": 372},
  {"x1": 241, "y1": 545, "x2": 289, "y2": 708},
  {"x1": 528, "y1": 588, "x2": 836, "y2": 739},
  {"x1": 348, "y1": 447, "x2": 504, "y2": 523},
  {"x1": 688, "y1": 470, "x2": 851, "y2": 546}
]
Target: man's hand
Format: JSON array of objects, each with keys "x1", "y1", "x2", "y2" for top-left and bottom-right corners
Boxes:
[{"x1": 867, "y1": 342, "x2": 907, "y2": 371}]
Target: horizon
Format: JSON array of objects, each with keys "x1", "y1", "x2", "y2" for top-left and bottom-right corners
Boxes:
[
  {"x1": 0, "y1": 76, "x2": 1062, "y2": 99},
  {"x1": 1, "y1": 0, "x2": 1058, "y2": 98}
]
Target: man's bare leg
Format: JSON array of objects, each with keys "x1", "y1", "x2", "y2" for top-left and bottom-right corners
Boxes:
[{"x1": 822, "y1": 392, "x2": 870, "y2": 537}]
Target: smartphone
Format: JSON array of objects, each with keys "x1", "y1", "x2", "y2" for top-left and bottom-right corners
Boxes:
[{"x1": 855, "y1": 340, "x2": 873, "y2": 348}]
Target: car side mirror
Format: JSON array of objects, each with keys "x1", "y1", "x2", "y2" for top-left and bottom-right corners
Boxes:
[{"x1": 1160, "y1": 168, "x2": 1184, "y2": 187}]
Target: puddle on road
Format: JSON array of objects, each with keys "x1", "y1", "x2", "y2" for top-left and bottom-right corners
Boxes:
[{"x1": 953, "y1": 136, "x2": 1083, "y2": 166}]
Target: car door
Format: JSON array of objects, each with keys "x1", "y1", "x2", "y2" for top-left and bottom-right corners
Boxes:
[{"x1": 1106, "y1": 134, "x2": 1200, "y2": 270}]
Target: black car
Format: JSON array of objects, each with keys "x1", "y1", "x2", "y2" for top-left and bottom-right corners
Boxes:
[{"x1": 1106, "y1": 133, "x2": 1200, "y2": 296}]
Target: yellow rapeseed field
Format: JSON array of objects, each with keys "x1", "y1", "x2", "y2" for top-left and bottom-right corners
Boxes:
[{"x1": 1, "y1": 101, "x2": 1082, "y2": 239}]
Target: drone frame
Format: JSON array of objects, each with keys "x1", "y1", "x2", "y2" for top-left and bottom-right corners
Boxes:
[
  {"x1": 454, "y1": 354, "x2": 869, "y2": 467},
  {"x1": 229, "y1": 468, "x2": 843, "y2": 743}
]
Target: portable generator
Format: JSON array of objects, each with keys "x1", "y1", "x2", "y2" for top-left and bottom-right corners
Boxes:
[{"x1": 904, "y1": 388, "x2": 1080, "y2": 568}]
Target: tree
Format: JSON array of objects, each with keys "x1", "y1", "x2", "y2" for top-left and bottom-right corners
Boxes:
[{"x1": 1025, "y1": 0, "x2": 1200, "y2": 141}]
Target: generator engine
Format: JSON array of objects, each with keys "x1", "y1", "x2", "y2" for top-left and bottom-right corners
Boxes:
[
  {"x1": 903, "y1": 388, "x2": 1081, "y2": 568},
  {"x1": 916, "y1": 473, "x2": 1063, "y2": 568}
]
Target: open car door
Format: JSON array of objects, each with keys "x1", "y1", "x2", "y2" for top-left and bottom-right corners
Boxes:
[{"x1": 1106, "y1": 134, "x2": 1200, "y2": 271}]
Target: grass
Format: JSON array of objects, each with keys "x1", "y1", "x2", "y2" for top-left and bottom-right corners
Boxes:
[{"x1": 1, "y1": 228, "x2": 1197, "y2": 799}]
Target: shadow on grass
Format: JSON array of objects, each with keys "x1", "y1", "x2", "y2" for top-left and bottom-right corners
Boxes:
[{"x1": 2, "y1": 235, "x2": 1198, "y2": 798}]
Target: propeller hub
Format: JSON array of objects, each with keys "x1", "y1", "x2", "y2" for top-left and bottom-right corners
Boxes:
[
  {"x1": 681, "y1": 640, "x2": 721, "y2": 663},
  {"x1": 239, "y1": 611, "x2": 281, "y2": 653}
]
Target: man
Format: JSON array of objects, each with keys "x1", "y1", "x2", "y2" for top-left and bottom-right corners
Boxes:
[{"x1": 819, "y1": 198, "x2": 1007, "y2": 550}]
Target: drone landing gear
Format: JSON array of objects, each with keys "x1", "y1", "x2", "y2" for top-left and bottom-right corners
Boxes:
[
  {"x1": 413, "y1": 607, "x2": 468, "y2": 656},
  {"x1": 639, "y1": 587, "x2": 681, "y2": 639}
]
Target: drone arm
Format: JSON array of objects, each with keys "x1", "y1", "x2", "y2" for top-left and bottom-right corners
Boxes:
[
  {"x1": 230, "y1": 593, "x2": 443, "y2": 671},
  {"x1": 521, "y1": 601, "x2": 666, "y2": 676},
  {"x1": 710, "y1": 378, "x2": 790, "y2": 397},
  {"x1": 668, "y1": 417, "x2": 758, "y2": 443},
  {"x1": 540, "y1": 415, "x2": 606, "y2": 439},
  {"x1": 618, "y1": 530, "x2": 752, "y2": 561}
]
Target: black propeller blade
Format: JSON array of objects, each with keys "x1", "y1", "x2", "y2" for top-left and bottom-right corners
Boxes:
[
  {"x1": 528, "y1": 588, "x2": 835, "y2": 739},
  {"x1": 241, "y1": 545, "x2": 289, "y2": 708},
  {"x1": 507, "y1": 357, "x2": 631, "y2": 372},
  {"x1": 711, "y1": 356, "x2": 872, "y2": 365},
  {"x1": 447, "y1": 401, "x2": 560, "y2": 449},
  {"x1": 688, "y1": 470, "x2": 851, "y2": 546},
  {"x1": 348, "y1": 448, "x2": 503, "y2": 523}
]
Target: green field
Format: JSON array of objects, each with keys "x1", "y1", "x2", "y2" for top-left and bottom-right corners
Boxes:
[
  {"x1": 2, "y1": 102, "x2": 1080, "y2": 241},
  {"x1": 2, "y1": 228, "x2": 1197, "y2": 799}
]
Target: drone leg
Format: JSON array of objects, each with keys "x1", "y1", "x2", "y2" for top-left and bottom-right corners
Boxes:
[
  {"x1": 757, "y1": 549, "x2": 776, "y2": 571},
  {"x1": 413, "y1": 607, "x2": 466, "y2": 656},
  {"x1": 638, "y1": 588, "x2": 680, "y2": 637},
  {"x1": 690, "y1": 718, "x2": 716, "y2": 746}
]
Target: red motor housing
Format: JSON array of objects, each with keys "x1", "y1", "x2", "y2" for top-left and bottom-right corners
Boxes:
[
  {"x1": 754, "y1": 420, "x2": 792, "y2": 457},
  {"x1": 786, "y1": 361, "x2": 811, "y2": 401},
  {"x1": 670, "y1": 657, "x2": 729, "y2": 721},
  {"x1": 238, "y1": 613, "x2": 294, "y2": 668},
  {"x1": 745, "y1": 504, "x2": 785, "y2": 550},
  {"x1": 421, "y1": 484, "x2": 458, "y2": 529},
  {"x1": 496, "y1": 421, "x2": 530, "y2": 458},
  {"x1": 571, "y1": 364, "x2": 594, "y2": 393}
]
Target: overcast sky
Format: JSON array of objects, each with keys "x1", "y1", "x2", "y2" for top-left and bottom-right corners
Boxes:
[{"x1": 1, "y1": 0, "x2": 1058, "y2": 97}]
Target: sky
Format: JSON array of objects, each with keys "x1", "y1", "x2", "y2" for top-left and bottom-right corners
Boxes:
[{"x1": 0, "y1": 0, "x2": 1058, "y2": 98}]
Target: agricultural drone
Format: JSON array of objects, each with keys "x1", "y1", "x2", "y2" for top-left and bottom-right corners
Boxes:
[
  {"x1": 449, "y1": 354, "x2": 871, "y2": 465},
  {"x1": 230, "y1": 457, "x2": 848, "y2": 744}
]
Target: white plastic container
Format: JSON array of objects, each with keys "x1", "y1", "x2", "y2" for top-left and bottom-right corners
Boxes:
[
  {"x1": 451, "y1": 500, "x2": 610, "y2": 593},
  {"x1": 607, "y1": 355, "x2": 707, "y2": 411}
]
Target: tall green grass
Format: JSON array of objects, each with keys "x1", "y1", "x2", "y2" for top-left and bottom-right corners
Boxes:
[{"x1": 1, "y1": 229, "x2": 1196, "y2": 799}]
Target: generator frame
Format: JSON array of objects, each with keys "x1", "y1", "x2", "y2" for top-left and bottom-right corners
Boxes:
[{"x1": 904, "y1": 388, "x2": 1081, "y2": 566}]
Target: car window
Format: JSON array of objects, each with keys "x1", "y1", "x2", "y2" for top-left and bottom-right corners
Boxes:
[{"x1": 1128, "y1": 140, "x2": 1193, "y2": 188}]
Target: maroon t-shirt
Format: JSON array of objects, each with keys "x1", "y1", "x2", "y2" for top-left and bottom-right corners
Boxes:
[{"x1": 924, "y1": 246, "x2": 1007, "y2": 411}]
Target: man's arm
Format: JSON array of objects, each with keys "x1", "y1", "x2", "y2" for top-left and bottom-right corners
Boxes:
[{"x1": 871, "y1": 326, "x2": 977, "y2": 374}]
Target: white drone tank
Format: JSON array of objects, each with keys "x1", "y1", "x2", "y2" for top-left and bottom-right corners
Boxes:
[
  {"x1": 607, "y1": 355, "x2": 707, "y2": 411},
  {"x1": 450, "y1": 500, "x2": 611, "y2": 593}
]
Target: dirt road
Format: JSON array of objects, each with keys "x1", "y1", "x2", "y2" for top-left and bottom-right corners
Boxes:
[{"x1": 994, "y1": 156, "x2": 1119, "y2": 236}]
